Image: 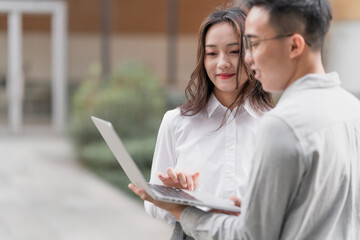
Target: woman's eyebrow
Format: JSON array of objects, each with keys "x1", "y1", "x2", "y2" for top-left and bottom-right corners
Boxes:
[
  {"x1": 205, "y1": 42, "x2": 239, "y2": 48},
  {"x1": 205, "y1": 44, "x2": 217, "y2": 48}
]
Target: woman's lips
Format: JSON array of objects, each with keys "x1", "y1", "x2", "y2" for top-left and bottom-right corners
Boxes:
[{"x1": 217, "y1": 73, "x2": 235, "y2": 79}]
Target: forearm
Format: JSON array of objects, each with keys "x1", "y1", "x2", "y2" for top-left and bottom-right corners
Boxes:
[
  {"x1": 144, "y1": 201, "x2": 177, "y2": 223},
  {"x1": 180, "y1": 207, "x2": 243, "y2": 240},
  {"x1": 169, "y1": 205, "x2": 187, "y2": 220}
]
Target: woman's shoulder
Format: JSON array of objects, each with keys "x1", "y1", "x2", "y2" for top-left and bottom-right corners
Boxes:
[
  {"x1": 160, "y1": 108, "x2": 183, "y2": 128},
  {"x1": 163, "y1": 107, "x2": 182, "y2": 120},
  {"x1": 162, "y1": 107, "x2": 203, "y2": 129}
]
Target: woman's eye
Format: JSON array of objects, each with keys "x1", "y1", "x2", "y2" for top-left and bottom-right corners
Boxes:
[
  {"x1": 206, "y1": 52, "x2": 217, "y2": 56},
  {"x1": 230, "y1": 50, "x2": 240, "y2": 54}
]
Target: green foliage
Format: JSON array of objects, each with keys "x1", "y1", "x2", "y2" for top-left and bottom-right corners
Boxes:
[
  {"x1": 69, "y1": 61, "x2": 166, "y2": 177},
  {"x1": 79, "y1": 137, "x2": 156, "y2": 169}
]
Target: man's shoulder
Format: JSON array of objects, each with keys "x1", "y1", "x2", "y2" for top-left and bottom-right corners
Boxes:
[
  {"x1": 259, "y1": 113, "x2": 295, "y2": 138},
  {"x1": 255, "y1": 114, "x2": 302, "y2": 167},
  {"x1": 265, "y1": 86, "x2": 360, "y2": 140}
]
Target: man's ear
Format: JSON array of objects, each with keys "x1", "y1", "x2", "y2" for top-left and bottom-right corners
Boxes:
[{"x1": 289, "y1": 33, "x2": 306, "y2": 59}]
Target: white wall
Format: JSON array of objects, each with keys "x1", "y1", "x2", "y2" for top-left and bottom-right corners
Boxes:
[{"x1": 324, "y1": 21, "x2": 360, "y2": 96}]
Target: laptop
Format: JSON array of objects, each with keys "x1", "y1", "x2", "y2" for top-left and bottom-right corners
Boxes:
[{"x1": 91, "y1": 116, "x2": 240, "y2": 213}]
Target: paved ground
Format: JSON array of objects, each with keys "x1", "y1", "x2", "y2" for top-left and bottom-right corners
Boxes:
[{"x1": 0, "y1": 130, "x2": 173, "y2": 240}]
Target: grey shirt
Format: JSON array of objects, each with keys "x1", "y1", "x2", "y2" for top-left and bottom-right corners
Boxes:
[{"x1": 180, "y1": 73, "x2": 360, "y2": 240}]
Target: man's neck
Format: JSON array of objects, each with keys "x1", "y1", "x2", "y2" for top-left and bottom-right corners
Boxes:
[{"x1": 286, "y1": 50, "x2": 325, "y2": 89}]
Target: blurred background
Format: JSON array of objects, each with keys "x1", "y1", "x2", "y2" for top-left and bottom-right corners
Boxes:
[{"x1": 0, "y1": 0, "x2": 359, "y2": 239}]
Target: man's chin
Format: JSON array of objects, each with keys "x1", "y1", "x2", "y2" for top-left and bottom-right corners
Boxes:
[
  {"x1": 260, "y1": 82, "x2": 278, "y2": 93},
  {"x1": 263, "y1": 84, "x2": 285, "y2": 94},
  {"x1": 254, "y1": 71, "x2": 261, "y2": 80}
]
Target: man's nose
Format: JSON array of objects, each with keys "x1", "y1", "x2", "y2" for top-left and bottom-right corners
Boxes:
[{"x1": 244, "y1": 50, "x2": 253, "y2": 65}]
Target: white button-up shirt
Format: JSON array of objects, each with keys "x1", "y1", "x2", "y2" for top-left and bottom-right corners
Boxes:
[{"x1": 145, "y1": 94, "x2": 263, "y2": 223}]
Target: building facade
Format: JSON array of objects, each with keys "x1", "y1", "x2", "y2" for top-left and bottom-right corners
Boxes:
[{"x1": 0, "y1": 0, "x2": 359, "y2": 131}]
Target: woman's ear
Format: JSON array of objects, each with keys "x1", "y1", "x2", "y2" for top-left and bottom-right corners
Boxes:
[{"x1": 289, "y1": 33, "x2": 306, "y2": 59}]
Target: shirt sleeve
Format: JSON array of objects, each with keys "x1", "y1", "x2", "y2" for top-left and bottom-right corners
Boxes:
[
  {"x1": 144, "y1": 110, "x2": 178, "y2": 224},
  {"x1": 180, "y1": 115, "x2": 305, "y2": 239}
]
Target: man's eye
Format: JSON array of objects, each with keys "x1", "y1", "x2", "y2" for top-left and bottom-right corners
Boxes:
[
  {"x1": 251, "y1": 42, "x2": 260, "y2": 48},
  {"x1": 231, "y1": 50, "x2": 240, "y2": 54}
]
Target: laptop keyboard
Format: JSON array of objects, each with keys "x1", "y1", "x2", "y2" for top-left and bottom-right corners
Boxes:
[{"x1": 148, "y1": 184, "x2": 199, "y2": 201}]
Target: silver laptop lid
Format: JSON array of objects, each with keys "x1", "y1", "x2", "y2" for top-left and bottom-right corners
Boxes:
[{"x1": 91, "y1": 116, "x2": 155, "y2": 198}]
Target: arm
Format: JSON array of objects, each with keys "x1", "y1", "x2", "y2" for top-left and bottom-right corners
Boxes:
[
  {"x1": 179, "y1": 115, "x2": 305, "y2": 240},
  {"x1": 144, "y1": 111, "x2": 178, "y2": 223},
  {"x1": 131, "y1": 183, "x2": 186, "y2": 220}
]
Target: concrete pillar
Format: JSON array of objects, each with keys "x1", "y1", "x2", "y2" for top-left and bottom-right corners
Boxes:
[
  {"x1": 51, "y1": 3, "x2": 68, "y2": 132},
  {"x1": 0, "y1": 0, "x2": 68, "y2": 133},
  {"x1": 7, "y1": 11, "x2": 23, "y2": 133}
]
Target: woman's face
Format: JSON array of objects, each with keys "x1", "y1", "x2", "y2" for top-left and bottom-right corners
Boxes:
[{"x1": 204, "y1": 22, "x2": 245, "y2": 102}]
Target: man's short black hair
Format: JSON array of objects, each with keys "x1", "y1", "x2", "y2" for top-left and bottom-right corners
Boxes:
[{"x1": 244, "y1": 0, "x2": 332, "y2": 50}]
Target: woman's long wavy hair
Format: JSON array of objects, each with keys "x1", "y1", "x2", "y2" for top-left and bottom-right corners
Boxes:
[{"x1": 180, "y1": 7, "x2": 273, "y2": 122}]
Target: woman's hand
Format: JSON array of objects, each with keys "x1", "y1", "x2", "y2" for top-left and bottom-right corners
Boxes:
[
  {"x1": 158, "y1": 167, "x2": 200, "y2": 191},
  {"x1": 128, "y1": 183, "x2": 186, "y2": 220}
]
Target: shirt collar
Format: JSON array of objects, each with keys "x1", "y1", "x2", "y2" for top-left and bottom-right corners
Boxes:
[
  {"x1": 206, "y1": 93, "x2": 224, "y2": 118},
  {"x1": 206, "y1": 93, "x2": 261, "y2": 119},
  {"x1": 279, "y1": 72, "x2": 341, "y2": 104},
  {"x1": 244, "y1": 98, "x2": 262, "y2": 119}
]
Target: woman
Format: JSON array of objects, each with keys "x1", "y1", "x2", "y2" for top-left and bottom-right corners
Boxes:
[{"x1": 145, "y1": 7, "x2": 273, "y2": 240}]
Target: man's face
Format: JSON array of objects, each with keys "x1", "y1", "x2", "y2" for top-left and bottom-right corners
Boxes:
[{"x1": 245, "y1": 6, "x2": 293, "y2": 93}]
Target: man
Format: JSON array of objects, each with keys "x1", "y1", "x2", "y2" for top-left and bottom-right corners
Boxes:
[{"x1": 130, "y1": 0, "x2": 360, "y2": 239}]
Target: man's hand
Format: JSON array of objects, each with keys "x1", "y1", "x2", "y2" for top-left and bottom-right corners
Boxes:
[
  {"x1": 158, "y1": 167, "x2": 200, "y2": 191},
  {"x1": 210, "y1": 196, "x2": 241, "y2": 216},
  {"x1": 128, "y1": 183, "x2": 187, "y2": 220}
]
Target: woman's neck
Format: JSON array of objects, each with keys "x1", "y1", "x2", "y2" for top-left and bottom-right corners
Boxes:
[{"x1": 213, "y1": 91, "x2": 237, "y2": 111}]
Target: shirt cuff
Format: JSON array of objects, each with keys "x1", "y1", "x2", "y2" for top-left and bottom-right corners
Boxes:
[{"x1": 179, "y1": 207, "x2": 208, "y2": 237}]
